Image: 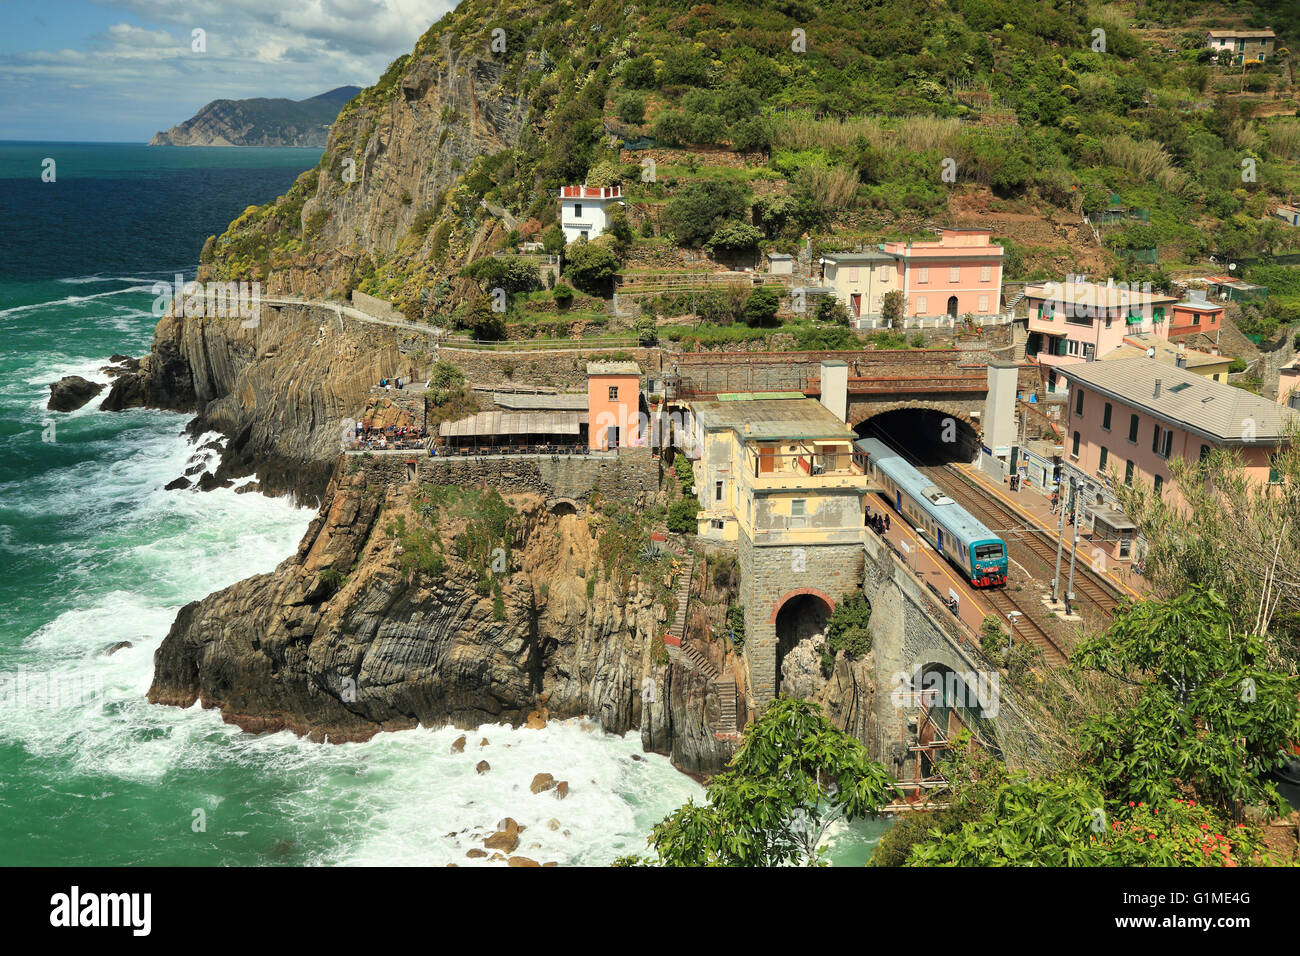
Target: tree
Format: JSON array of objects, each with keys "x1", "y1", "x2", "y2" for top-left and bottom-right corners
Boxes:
[
  {"x1": 814, "y1": 296, "x2": 851, "y2": 326},
  {"x1": 427, "y1": 360, "x2": 465, "y2": 404},
  {"x1": 825, "y1": 593, "x2": 872, "y2": 660},
  {"x1": 1114, "y1": 441, "x2": 1300, "y2": 664},
  {"x1": 552, "y1": 283, "x2": 575, "y2": 308},
  {"x1": 633, "y1": 315, "x2": 657, "y2": 346},
  {"x1": 662, "y1": 180, "x2": 750, "y2": 248},
  {"x1": 905, "y1": 772, "x2": 1260, "y2": 867},
  {"x1": 542, "y1": 224, "x2": 565, "y2": 257},
  {"x1": 563, "y1": 239, "x2": 621, "y2": 296},
  {"x1": 743, "y1": 285, "x2": 780, "y2": 326},
  {"x1": 617, "y1": 92, "x2": 646, "y2": 125},
  {"x1": 1072, "y1": 587, "x2": 1300, "y2": 815},
  {"x1": 460, "y1": 254, "x2": 540, "y2": 294},
  {"x1": 462, "y1": 293, "x2": 506, "y2": 340},
  {"x1": 704, "y1": 220, "x2": 763, "y2": 257},
  {"x1": 623, "y1": 55, "x2": 657, "y2": 90},
  {"x1": 666, "y1": 498, "x2": 699, "y2": 533},
  {"x1": 881, "y1": 289, "x2": 904, "y2": 330},
  {"x1": 623, "y1": 699, "x2": 897, "y2": 866}
]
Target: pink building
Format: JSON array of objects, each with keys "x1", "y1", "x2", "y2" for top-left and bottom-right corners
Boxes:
[
  {"x1": 586, "y1": 360, "x2": 642, "y2": 450},
  {"x1": 1025, "y1": 278, "x2": 1179, "y2": 395},
  {"x1": 879, "y1": 229, "x2": 1004, "y2": 320},
  {"x1": 1058, "y1": 356, "x2": 1293, "y2": 560}
]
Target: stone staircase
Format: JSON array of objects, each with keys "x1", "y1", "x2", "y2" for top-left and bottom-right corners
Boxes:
[
  {"x1": 663, "y1": 550, "x2": 738, "y2": 734},
  {"x1": 1012, "y1": 325, "x2": 1028, "y2": 361}
]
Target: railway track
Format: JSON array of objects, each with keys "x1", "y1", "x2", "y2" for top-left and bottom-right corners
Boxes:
[
  {"x1": 863, "y1": 425, "x2": 1074, "y2": 666},
  {"x1": 925, "y1": 464, "x2": 1124, "y2": 618}
]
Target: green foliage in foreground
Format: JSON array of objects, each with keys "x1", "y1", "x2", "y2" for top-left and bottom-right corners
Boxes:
[
  {"x1": 1073, "y1": 587, "x2": 1300, "y2": 816},
  {"x1": 617, "y1": 698, "x2": 897, "y2": 866}
]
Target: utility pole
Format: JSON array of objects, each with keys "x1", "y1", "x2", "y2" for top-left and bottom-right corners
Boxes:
[
  {"x1": 1065, "y1": 486, "x2": 1081, "y2": 615},
  {"x1": 1051, "y1": 477, "x2": 1067, "y2": 603}
]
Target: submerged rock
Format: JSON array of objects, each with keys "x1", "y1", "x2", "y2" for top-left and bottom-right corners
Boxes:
[
  {"x1": 476, "y1": 760, "x2": 490, "y2": 774},
  {"x1": 164, "y1": 477, "x2": 191, "y2": 491},
  {"x1": 530, "y1": 773, "x2": 556, "y2": 794},
  {"x1": 484, "y1": 818, "x2": 520, "y2": 854}
]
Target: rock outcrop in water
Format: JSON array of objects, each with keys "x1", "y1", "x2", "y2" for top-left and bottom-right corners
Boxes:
[
  {"x1": 47, "y1": 376, "x2": 104, "y2": 412},
  {"x1": 147, "y1": 465, "x2": 736, "y2": 772}
]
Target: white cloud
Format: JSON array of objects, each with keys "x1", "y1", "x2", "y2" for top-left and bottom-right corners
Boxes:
[{"x1": 1, "y1": 0, "x2": 458, "y2": 139}]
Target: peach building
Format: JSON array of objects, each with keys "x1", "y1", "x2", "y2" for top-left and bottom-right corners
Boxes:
[
  {"x1": 1168, "y1": 291, "x2": 1225, "y2": 341},
  {"x1": 1058, "y1": 357, "x2": 1294, "y2": 560},
  {"x1": 587, "y1": 360, "x2": 642, "y2": 450},
  {"x1": 880, "y1": 229, "x2": 1004, "y2": 320},
  {"x1": 821, "y1": 229, "x2": 1003, "y2": 322},
  {"x1": 1025, "y1": 277, "x2": 1179, "y2": 395}
]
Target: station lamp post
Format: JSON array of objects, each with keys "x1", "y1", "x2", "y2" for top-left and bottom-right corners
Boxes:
[
  {"x1": 914, "y1": 527, "x2": 925, "y2": 575},
  {"x1": 1006, "y1": 611, "x2": 1023, "y2": 658}
]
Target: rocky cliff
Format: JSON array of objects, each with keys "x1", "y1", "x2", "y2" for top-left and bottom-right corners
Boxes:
[
  {"x1": 147, "y1": 467, "x2": 735, "y2": 772},
  {"x1": 149, "y1": 87, "x2": 361, "y2": 147},
  {"x1": 103, "y1": 303, "x2": 416, "y2": 501}
]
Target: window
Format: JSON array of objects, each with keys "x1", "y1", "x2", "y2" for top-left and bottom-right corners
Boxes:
[
  {"x1": 1152, "y1": 425, "x2": 1172, "y2": 458},
  {"x1": 1102, "y1": 402, "x2": 1112, "y2": 431},
  {"x1": 949, "y1": 266, "x2": 960, "y2": 283},
  {"x1": 1269, "y1": 457, "x2": 1282, "y2": 484},
  {"x1": 1071, "y1": 431, "x2": 1081, "y2": 457},
  {"x1": 715, "y1": 480, "x2": 723, "y2": 502},
  {"x1": 1099, "y1": 446, "x2": 1109, "y2": 471},
  {"x1": 608, "y1": 386, "x2": 618, "y2": 401},
  {"x1": 1124, "y1": 460, "x2": 1134, "y2": 485},
  {"x1": 980, "y1": 264, "x2": 992, "y2": 282},
  {"x1": 1075, "y1": 390, "x2": 1085, "y2": 415},
  {"x1": 573, "y1": 203, "x2": 582, "y2": 217},
  {"x1": 1128, "y1": 413, "x2": 1139, "y2": 443},
  {"x1": 1153, "y1": 474, "x2": 1163, "y2": 496},
  {"x1": 916, "y1": 296, "x2": 927, "y2": 313},
  {"x1": 791, "y1": 499, "x2": 807, "y2": 517},
  {"x1": 917, "y1": 267, "x2": 930, "y2": 283},
  {"x1": 978, "y1": 294, "x2": 989, "y2": 313},
  {"x1": 1067, "y1": 339, "x2": 1080, "y2": 356},
  {"x1": 879, "y1": 264, "x2": 890, "y2": 280},
  {"x1": 1200, "y1": 444, "x2": 1210, "y2": 461},
  {"x1": 847, "y1": 266, "x2": 859, "y2": 282}
]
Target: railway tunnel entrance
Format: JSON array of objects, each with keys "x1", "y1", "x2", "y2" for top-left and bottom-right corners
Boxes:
[
  {"x1": 773, "y1": 590, "x2": 834, "y2": 698},
  {"x1": 856, "y1": 408, "x2": 980, "y2": 465}
]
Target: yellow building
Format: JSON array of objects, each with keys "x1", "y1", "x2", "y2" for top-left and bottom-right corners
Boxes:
[
  {"x1": 1101, "y1": 333, "x2": 1233, "y2": 384},
  {"x1": 686, "y1": 395, "x2": 875, "y2": 546}
]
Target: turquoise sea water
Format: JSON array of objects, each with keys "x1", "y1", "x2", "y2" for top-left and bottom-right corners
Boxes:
[{"x1": 0, "y1": 143, "x2": 882, "y2": 866}]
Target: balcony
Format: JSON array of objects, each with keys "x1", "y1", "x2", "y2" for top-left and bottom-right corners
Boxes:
[{"x1": 740, "y1": 442, "x2": 875, "y2": 493}]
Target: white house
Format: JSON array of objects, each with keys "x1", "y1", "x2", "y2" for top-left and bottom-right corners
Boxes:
[{"x1": 559, "y1": 185, "x2": 622, "y2": 243}]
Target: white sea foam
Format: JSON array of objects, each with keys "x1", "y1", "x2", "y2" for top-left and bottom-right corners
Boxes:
[{"x1": 0, "y1": 414, "x2": 705, "y2": 865}]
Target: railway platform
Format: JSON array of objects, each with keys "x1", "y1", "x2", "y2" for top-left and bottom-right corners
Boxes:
[{"x1": 951, "y1": 463, "x2": 1148, "y2": 602}]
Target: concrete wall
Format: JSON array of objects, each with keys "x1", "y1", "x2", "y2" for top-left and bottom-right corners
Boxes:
[{"x1": 352, "y1": 290, "x2": 408, "y2": 323}]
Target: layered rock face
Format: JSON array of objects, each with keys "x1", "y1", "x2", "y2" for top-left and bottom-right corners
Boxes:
[
  {"x1": 148, "y1": 469, "x2": 733, "y2": 771},
  {"x1": 103, "y1": 303, "x2": 414, "y2": 501}
]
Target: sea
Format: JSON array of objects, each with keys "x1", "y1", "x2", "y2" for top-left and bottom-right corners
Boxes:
[{"x1": 0, "y1": 142, "x2": 884, "y2": 866}]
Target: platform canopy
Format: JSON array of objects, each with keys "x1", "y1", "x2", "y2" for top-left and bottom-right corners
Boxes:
[{"x1": 439, "y1": 410, "x2": 586, "y2": 439}]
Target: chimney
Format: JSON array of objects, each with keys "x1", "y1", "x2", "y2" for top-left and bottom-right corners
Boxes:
[
  {"x1": 1154, "y1": 378, "x2": 1162, "y2": 399},
  {"x1": 1176, "y1": 343, "x2": 1187, "y2": 369},
  {"x1": 818, "y1": 359, "x2": 849, "y2": 423}
]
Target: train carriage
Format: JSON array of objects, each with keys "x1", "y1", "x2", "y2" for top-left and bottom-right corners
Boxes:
[{"x1": 856, "y1": 437, "x2": 1008, "y2": 587}]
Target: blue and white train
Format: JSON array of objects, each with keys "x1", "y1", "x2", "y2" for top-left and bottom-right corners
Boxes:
[{"x1": 856, "y1": 437, "x2": 1008, "y2": 587}]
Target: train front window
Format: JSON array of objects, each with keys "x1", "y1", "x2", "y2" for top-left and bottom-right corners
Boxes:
[{"x1": 974, "y1": 543, "x2": 1003, "y2": 562}]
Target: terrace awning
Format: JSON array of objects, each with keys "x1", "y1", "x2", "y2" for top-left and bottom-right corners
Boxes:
[{"x1": 439, "y1": 411, "x2": 587, "y2": 439}]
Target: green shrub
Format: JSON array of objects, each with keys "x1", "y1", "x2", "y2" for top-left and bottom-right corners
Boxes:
[
  {"x1": 667, "y1": 498, "x2": 699, "y2": 534},
  {"x1": 825, "y1": 594, "x2": 872, "y2": 660}
]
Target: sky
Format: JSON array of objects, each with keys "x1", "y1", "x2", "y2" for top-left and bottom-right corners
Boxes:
[{"x1": 0, "y1": 0, "x2": 458, "y2": 142}]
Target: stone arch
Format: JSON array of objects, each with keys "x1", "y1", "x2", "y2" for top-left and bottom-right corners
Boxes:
[
  {"x1": 772, "y1": 589, "x2": 836, "y2": 698},
  {"x1": 546, "y1": 496, "x2": 580, "y2": 516},
  {"x1": 769, "y1": 587, "x2": 837, "y2": 624},
  {"x1": 851, "y1": 402, "x2": 981, "y2": 438}
]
